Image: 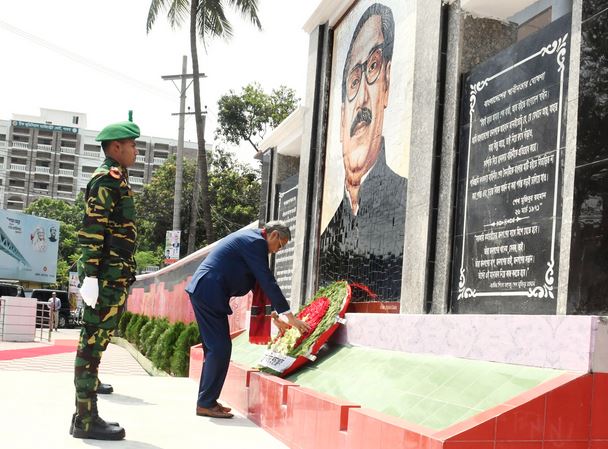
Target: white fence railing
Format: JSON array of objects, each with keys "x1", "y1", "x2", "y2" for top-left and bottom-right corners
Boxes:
[
  {"x1": 83, "y1": 150, "x2": 100, "y2": 158},
  {"x1": 0, "y1": 298, "x2": 51, "y2": 342},
  {"x1": 10, "y1": 164, "x2": 27, "y2": 171},
  {"x1": 11, "y1": 141, "x2": 30, "y2": 150},
  {"x1": 58, "y1": 169, "x2": 74, "y2": 176},
  {"x1": 60, "y1": 146, "x2": 76, "y2": 154},
  {"x1": 35, "y1": 166, "x2": 51, "y2": 174}
]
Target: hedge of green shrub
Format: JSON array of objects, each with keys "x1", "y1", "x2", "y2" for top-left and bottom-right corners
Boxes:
[
  {"x1": 141, "y1": 318, "x2": 169, "y2": 357},
  {"x1": 118, "y1": 311, "x2": 133, "y2": 338},
  {"x1": 132, "y1": 316, "x2": 149, "y2": 348},
  {"x1": 170, "y1": 322, "x2": 200, "y2": 377},
  {"x1": 125, "y1": 314, "x2": 142, "y2": 342},
  {"x1": 151, "y1": 321, "x2": 186, "y2": 373},
  {"x1": 117, "y1": 312, "x2": 203, "y2": 377}
]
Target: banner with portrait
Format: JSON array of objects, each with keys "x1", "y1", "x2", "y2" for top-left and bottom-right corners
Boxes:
[
  {"x1": 0, "y1": 209, "x2": 60, "y2": 283},
  {"x1": 68, "y1": 271, "x2": 81, "y2": 310},
  {"x1": 164, "y1": 230, "x2": 181, "y2": 265},
  {"x1": 318, "y1": 0, "x2": 415, "y2": 301}
]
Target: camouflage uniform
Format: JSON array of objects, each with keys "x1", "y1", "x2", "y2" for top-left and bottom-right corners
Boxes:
[{"x1": 74, "y1": 156, "x2": 137, "y2": 429}]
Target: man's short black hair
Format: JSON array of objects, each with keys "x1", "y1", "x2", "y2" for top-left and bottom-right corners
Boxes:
[
  {"x1": 101, "y1": 140, "x2": 112, "y2": 153},
  {"x1": 341, "y1": 3, "x2": 395, "y2": 103}
]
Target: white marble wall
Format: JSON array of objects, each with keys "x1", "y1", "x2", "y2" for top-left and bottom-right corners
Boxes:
[{"x1": 334, "y1": 313, "x2": 607, "y2": 372}]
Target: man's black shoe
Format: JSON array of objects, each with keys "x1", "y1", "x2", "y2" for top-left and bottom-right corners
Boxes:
[
  {"x1": 69, "y1": 413, "x2": 120, "y2": 435},
  {"x1": 96, "y1": 383, "x2": 114, "y2": 394},
  {"x1": 72, "y1": 416, "x2": 125, "y2": 440}
]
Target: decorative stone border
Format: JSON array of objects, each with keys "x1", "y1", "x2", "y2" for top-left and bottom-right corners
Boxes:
[{"x1": 110, "y1": 336, "x2": 170, "y2": 377}]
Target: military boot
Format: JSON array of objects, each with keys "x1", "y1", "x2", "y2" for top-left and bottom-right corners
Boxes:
[
  {"x1": 72, "y1": 415, "x2": 125, "y2": 440},
  {"x1": 69, "y1": 413, "x2": 120, "y2": 435},
  {"x1": 96, "y1": 382, "x2": 114, "y2": 394},
  {"x1": 71, "y1": 397, "x2": 124, "y2": 440}
]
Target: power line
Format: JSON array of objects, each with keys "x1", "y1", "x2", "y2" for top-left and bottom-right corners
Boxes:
[{"x1": 0, "y1": 19, "x2": 173, "y2": 100}]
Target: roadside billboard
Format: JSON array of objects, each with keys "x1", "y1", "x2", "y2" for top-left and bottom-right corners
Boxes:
[{"x1": 0, "y1": 209, "x2": 60, "y2": 283}]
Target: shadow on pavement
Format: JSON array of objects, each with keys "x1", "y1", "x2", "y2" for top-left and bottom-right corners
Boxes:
[
  {"x1": 204, "y1": 416, "x2": 262, "y2": 427},
  {"x1": 99, "y1": 393, "x2": 156, "y2": 406},
  {"x1": 82, "y1": 440, "x2": 165, "y2": 449}
]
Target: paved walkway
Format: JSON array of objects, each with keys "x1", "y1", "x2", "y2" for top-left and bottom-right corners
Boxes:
[{"x1": 0, "y1": 329, "x2": 288, "y2": 449}]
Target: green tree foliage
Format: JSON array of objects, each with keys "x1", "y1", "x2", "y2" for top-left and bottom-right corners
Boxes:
[
  {"x1": 151, "y1": 321, "x2": 186, "y2": 373},
  {"x1": 24, "y1": 195, "x2": 86, "y2": 288},
  {"x1": 216, "y1": 82, "x2": 299, "y2": 152},
  {"x1": 135, "y1": 148, "x2": 260, "y2": 254},
  {"x1": 135, "y1": 155, "x2": 194, "y2": 254},
  {"x1": 134, "y1": 251, "x2": 162, "y2": 273},
  {"x1": 170, "y1": 322, "x2": 200, "y2": 377},
  {"x1": 24, "y1": 196, "x2": 82, "y2": 228},
  {"x1": 208, "y1": 148, "x2": 260, "y2": 237}
]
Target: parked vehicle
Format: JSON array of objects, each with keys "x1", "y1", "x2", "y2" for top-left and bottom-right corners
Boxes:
[
  {"x1": 30, "y1": 289, "x2": 76, "y2": 329},
  {"x1": 0, "y1": 283, "x2": 25, "y2": 298}
]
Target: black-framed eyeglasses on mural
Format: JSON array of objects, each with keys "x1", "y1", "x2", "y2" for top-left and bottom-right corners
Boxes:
[{"x1": 345, "y1": 43, "x2": 388, "y2": 102}]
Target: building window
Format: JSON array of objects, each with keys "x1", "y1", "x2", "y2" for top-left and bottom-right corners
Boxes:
[
  {"x1": 72, "y1": 116, "x2": 79, "y2": 125},
  {"x1": 9, "y1": 179, "x2": 25, "y2": 188},
  {"x1": 7, "y1": 196, "x2": 24, "y2": 210},
  {"x1": 33, "y1": 182, "x2": 49, "y2": 190}
]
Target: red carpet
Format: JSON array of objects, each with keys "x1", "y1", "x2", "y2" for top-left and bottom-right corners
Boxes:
[{"x1": 0, "y1": 340, "x2": 77, "y2": 360}]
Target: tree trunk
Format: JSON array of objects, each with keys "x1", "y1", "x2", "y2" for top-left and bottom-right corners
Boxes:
[{"x1": 187, "y1": 0, "x2": 215, "y2": 254}]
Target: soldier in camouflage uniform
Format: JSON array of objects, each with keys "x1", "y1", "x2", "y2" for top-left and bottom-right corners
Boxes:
[{"x1": 71, "y1": 120, "x2": 139, "y2": 441}]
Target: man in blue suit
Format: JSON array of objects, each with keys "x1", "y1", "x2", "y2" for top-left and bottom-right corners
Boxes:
[{"x1": 186, "y1": 221, "x2": 310, "y2": 418}]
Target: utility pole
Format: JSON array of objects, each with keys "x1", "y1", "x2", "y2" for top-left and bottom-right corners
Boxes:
[{"x1": 161, "y1": 56, "x2": 206, "y2": 232}]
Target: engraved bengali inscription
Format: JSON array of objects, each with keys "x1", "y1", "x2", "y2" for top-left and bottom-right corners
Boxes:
[
  {"x1": 451, "y1": 16, "x2": 571, "y2": 314},
  {"x1": 274, "y1": 175, "x2": 298, "y2": 300}
]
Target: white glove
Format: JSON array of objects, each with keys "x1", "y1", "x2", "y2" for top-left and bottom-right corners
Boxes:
[{"x1": 80, "y1": 277, "x2": 99, "y2": 308}]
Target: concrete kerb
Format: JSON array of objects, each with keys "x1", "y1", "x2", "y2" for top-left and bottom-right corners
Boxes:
[{"x1": 110, "y1": 336, "x2": 170, "y2": 377}]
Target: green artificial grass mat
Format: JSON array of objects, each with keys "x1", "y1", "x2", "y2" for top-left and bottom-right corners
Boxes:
[{"x1": 229, "y1": 332, "x2": 565, "y2": 430}]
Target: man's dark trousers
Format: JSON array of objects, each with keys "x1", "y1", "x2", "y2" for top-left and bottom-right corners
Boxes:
[{"x1": 188, "y1": 276, "x2": 232, "y2": 408}]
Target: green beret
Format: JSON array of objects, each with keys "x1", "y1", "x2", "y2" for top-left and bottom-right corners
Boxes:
[{"x1": 95, "y1": 121, "x2": 140, "y2": 142}]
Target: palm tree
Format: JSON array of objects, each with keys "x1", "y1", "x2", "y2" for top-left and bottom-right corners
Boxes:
[{"x1": 147, "y1": 0, "x2": 262, "y2": 252}]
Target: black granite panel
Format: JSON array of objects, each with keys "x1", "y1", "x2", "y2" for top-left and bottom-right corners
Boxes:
[
  {"x1": 582, "y1": 0, "x2": 608, "y2": 22},
  {"x1": 568, "y1": 159, "x2": 608, "y2": 314},
  {"x1": 451, "y1": 15, "x2": 571, "y2": 314},
  {"x1": 568, "y1": 5, "x2": 608, "y2": 314},
  {"x1": 576, "y1": 11, "x2": 608, "y2": 166},
  {"x1": 273, "y1": 174, "x2": 298, "y2": 300}
]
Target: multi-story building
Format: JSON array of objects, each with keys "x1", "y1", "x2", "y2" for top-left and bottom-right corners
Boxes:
[{"x1": 0, "y1": 108, "x2": 201, "y2": 210}]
